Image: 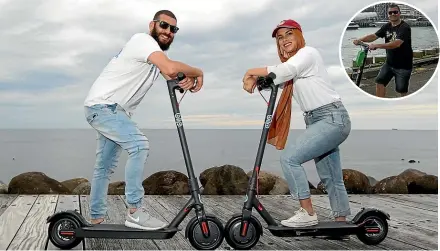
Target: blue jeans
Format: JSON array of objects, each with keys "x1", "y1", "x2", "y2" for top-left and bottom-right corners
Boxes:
[
  {"x1": 84, "y1": 103, "x2": 149, "y2": 219},
  {"x1": 280, "y1": 101, "x2": 351, "y2": 217}
]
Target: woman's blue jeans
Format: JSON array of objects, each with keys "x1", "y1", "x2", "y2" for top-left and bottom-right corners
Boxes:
[{"x1": 280, "y1": 101, "x2": 351, "y2": 217}]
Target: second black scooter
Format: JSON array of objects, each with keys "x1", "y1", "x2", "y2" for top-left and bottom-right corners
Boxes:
[
  {"x1": 46, "y1": 72, "x2": 224, "y2": 250},
  {"x1": 224, "y1": 72, "x2": 390, "y2": 250}
]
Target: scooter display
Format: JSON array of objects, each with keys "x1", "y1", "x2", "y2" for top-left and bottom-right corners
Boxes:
[
  {"x1": 355, "y1": 41, "x2": 371, "y2": 86},
  {"x1": 46, "y1": 72, "x2": 224, "y2": 250},
  {"x1": 223, "y1": 72, "x2": 390, "y2": 250}
]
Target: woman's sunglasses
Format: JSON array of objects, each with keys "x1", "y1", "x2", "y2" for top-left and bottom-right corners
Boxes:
[
  {"x1": 388, "y1": 10, "x2": 399, "y2": 15},
  {"x1": 153, "y1": 20, "x2": 179, "y2": 34}
]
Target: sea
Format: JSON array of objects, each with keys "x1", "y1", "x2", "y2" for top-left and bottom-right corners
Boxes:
[
  {"x1": 0, "y1": 129, "x2": 437, "y2": 187},
  {"x1": 340, "y1": 26, "x2": 439, "y2": 67}
]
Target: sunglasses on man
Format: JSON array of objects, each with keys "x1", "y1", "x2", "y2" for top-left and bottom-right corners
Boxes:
[
  {"x1": 153, "y1": 20, "x2": 179, "y2": 33},
  {"x1": 388, "y1": 10, "x2": 399, "y2": 15}
]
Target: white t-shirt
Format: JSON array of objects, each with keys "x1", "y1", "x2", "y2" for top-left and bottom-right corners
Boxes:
[
  {"x1": 267, "y1": 46, "x2": 341, "y2": 112},
  {"x1": 84, "y1": 33, "x2": 163, "y2": 115}
]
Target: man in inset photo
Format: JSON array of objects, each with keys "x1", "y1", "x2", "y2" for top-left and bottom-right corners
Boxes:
[{"x1": 353, "y1": 3, "x2": 413, "y2": 98}]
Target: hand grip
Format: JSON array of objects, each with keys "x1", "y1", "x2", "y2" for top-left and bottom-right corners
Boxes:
[
  {"x1": 267, "y1": 72, "x2": 276, "y2": 81},
  {"x1": 359, "y1": 41, "x2": 369, "y2": 49},
  {"x1": 177, "y1": 72, "x2": 186, "y2": 81},
  {"x1": 256, "y1": 72, "x2": 276, "y2": 91},
  {"x1": 176, "y1": 72, "x2": 186, "y2": 93}
]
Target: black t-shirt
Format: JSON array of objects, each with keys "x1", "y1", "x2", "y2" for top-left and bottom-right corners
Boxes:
[{"x1": 375, "y1": 20, "x2": 413, "y2": 69}]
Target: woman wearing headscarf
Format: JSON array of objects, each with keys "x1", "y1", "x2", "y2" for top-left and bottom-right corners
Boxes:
[{"x1": 242, "y1": 19, "x2": 352, "y2": 232}]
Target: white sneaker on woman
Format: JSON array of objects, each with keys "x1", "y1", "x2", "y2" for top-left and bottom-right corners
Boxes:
[{"x1": 280, "y1": 207, "x2": 318, "y2": 227}]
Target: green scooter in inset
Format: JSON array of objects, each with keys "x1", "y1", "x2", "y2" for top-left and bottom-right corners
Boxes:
[{"x1": 354, "y1": 41, "x2": 370, "y2": 86}]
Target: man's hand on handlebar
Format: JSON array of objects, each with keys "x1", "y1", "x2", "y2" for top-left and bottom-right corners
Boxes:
[
  {"x1": 353, "y1": 39, "x2": 362, "y2": 45},
  {"x1": 178, "y1": 76, "x2": 195, "y2": 91},
  {"x1": 190, "y1": 75, "x2": 203, "y2": 93},
  {"x1": 177, "y1": 74, "x2": 203, "y2": 93},
  {"x1": 353, "y1": 39, "x2": 377, "y2": 50},
  {"x1": 367, "y1": 44, "x2": 378, "y2": 50}
]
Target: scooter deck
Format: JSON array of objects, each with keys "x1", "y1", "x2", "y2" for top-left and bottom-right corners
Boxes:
[
  {"x1": 71, "y1": 224, "x2": 180, "y2": 239},
  {"x1": 267, "y1": 221, "x2": 360, "y2": 237}
]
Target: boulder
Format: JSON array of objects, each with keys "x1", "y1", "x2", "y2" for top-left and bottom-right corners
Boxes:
[
  {"x1": 108, "y1": 181, "x2": 125, "y2": 195},
  {"x1": 342, "y1": 169, "x2": 371, "y2": 193},
  {"x1": 0, "y1": 182, "x2": 7, "y2": 194},
  {"x1": 246, "y1": 171, "x2": 276, "y2": 194},
  {"x1": 200, "y1": 165, "x2": 248, "y2": 195},
  {"x1": 373, "y1": 176, "x2": 408, "y2": 194},
  {"x1": 407, "y1": 175, "x2": 438, "y2": 194},
  {"x1": 311, "y1": 188, "x2": 324, "y2": 194},
  {"x1": 61, "y1": 178, "x2": 89, "y2": 192},
  {"x1": 246, "y1": 171, "x2": 289, "y2": 195},
  {"x1": 317, "y1": 169, "x2": 371, "y2": 194},
  {"x1": 142, "y1": 171, "x2": 189, "y2": 195},
  {"x1": 72, "y1": 182, "x2": 91, "y2": 195},
  {"x1": 271, "y1": 178, "x2": 290, "y2": 195},
  {"x1": 317, "y1": 182, "x2": 327, "y2": 194},
  {"x1": 8, "y1": 172, "x2": 70, "y2": 194},
  {"x1": 371, "y1": 169, "x2": 437, "y2": 194},
  {"x1": 397, "y1": 168, "x2": 426, "y2": 183}
]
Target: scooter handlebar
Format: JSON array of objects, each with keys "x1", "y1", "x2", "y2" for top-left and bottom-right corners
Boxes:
[
  {"x1": 358, "y1": 41, "x2": 369, "y2": 49},
  {"x1": 177, "y1": 72, "x2": 186, "y2": 81},
  {"x1": 256, "y1": 72, "x2": 277, "y2": 91},
  {"x1": 175, "y1": 72, "x2": 186, "y2": 93}
]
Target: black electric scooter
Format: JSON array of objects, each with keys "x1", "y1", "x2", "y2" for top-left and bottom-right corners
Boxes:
[
  {"x1": 46, "y1": 72, "x2": 224, "y2": 250},
  {"x1": 355, "y1": 41, "x2": 370, "y2": 86},
  {"x1": 223, "y1": 72, "x2": 390, "y2": 250}
]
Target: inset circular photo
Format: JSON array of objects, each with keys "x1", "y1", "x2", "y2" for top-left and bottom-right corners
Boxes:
[{"x1": 340, "y1": 1, "x2": 439, "y2": 99}]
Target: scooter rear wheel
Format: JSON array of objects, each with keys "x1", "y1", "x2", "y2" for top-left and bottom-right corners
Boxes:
[
  {"x1": 224, "y1": 215, "x2": 261, "y2": 250},
  {"x1": 356, "y1": 214, "x2": 388, "y2": 245},
  {"x1": 186, "y1": 215, "x2": 224, "y2": 250},
  {"x1": 48, "y1": 215, "x2": 83, "y2": 249}
]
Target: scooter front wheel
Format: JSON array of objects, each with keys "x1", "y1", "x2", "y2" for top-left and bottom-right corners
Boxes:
[
  {"x1": 186, "y1": 215, "x2": 224, "y2": 250},
  {"x1": 48, "y1": 215, "x2": 83, "y2": 249},
  {"x1": 224, "y1": 215, "x2": 261, "y2": 250}
]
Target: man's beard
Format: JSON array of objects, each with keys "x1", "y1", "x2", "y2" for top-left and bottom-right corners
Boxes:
[{"x1": 151, "y1": 27, "x2": 173, "y2": 51}]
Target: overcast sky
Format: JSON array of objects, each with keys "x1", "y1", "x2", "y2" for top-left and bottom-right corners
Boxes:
[{"x1": 0, "y1": 0, "x2": 438, "y2": 130}]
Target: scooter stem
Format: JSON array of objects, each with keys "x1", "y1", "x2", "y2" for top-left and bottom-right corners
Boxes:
[
  {"x1": 248, "y1": 83, "x2": 279, "y2": 192},
  {"x1": 166, "y1": 73, "x2": 199, "y2": 193},
  {"x1": 166, "y1": 73, "x2": 209, "y2": 238}
]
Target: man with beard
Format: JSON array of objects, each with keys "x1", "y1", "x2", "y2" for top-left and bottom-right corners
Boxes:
[{"x1": 83, "y1": 10, "x2": 203, "y2": 230}]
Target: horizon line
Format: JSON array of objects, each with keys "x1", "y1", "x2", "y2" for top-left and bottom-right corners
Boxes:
[{"x1": 0, "y1": 128, "x2": 437, "y2": 131}]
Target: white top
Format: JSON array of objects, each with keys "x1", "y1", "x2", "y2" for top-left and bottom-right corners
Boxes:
[
  {"x1": 84, "y1": 33, "x2": 163, "y2": 116},
  {"x1": 267, "y1": 46, "x2": 341, "y2": 112}
]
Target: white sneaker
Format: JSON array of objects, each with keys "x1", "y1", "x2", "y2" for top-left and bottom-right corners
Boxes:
[
  {"x1": 125, "y1": 207, "x2": 167, "y2": 231},
  {"x1": 280, "y1": 207, "x2": 318, "y2": 227}
]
